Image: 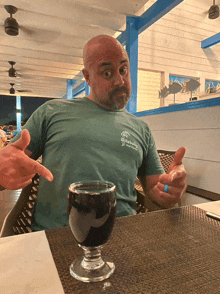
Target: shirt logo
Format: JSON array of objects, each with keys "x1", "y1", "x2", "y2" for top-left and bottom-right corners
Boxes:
[{"x1": 121, "y1": 131, "x2": 138, "y2": 151}]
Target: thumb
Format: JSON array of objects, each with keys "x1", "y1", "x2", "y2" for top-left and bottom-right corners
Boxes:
[
  {"x1": 168, "y1": 147, "x2": 186, "y2": 173},
  {"x1": 11, "y1": 129, "x2": 31, "y2": 151}
]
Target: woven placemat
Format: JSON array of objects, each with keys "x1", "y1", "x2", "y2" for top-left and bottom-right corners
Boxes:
[{"x1": 45, "y1": 206, "x2": 220, "y2": 294}]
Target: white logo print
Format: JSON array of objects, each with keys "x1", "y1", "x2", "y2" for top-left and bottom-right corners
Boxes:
[{"x1": 121, "y1": 131, "x2": 138, "y2": 151}]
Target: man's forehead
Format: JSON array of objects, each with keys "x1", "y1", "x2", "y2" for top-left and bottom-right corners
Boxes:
[
  {"x1": 84, "y1": 37, "x2": 129, "y2": 68},
  {"x1": 99, "y1": 59, "x2": 129, "y2": 67}
]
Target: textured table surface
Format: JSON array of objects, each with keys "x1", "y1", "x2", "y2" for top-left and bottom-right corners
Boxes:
[{"x1": 45, "y1": 206, "x2": 220, "y2": 294}]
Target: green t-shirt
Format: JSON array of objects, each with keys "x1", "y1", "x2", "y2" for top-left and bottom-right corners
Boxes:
[{"x1": 13, "y1": 97, "x2": 164, "y2": 231}]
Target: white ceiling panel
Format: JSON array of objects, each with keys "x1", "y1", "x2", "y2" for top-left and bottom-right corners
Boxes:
[{"x1": 0, "y1": 0, "x2": 148, "y2": 98}]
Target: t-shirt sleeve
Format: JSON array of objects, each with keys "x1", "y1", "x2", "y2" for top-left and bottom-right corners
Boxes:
[
  {"x1": 137, "y1": 128, "x2": 164, "y2": 176},
  {"x1": 11, "y1": 103, "x2": 48, "y2": 159}
]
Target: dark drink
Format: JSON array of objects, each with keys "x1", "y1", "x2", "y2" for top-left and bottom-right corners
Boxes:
[
  {"x1": 67, "y1": 180, "x2": 117, "y2": 282},
  {"x1": 68, "y1": 185, "x2": 116, "y2": 247}
]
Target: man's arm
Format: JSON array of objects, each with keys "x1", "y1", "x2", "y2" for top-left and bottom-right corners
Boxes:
[
  {"x1": 138, "y1": 147, "x2": 187, "y2": 208},
  {"x1": 0, "y1": 129, "x2": 53, "y2": 191}
]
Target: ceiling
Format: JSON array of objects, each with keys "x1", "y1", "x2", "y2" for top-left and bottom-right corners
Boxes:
[{"x1": 0, "y1": 0, "x2": 150, "y2": 99}]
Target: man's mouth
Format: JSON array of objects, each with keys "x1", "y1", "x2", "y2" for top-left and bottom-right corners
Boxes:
[{"x1": 115, "y1": 91, "x2": 126, "y2": 95}]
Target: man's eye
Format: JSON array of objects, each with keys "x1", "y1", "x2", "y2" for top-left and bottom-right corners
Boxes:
[
  {"x1": 120, "y1": 67, "x2": 127, "y2": 75},
  {"x1": 103, "y1": 70, "x2": 112, "y2": 78}
]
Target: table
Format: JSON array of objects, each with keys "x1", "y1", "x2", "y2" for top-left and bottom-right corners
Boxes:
[
  {"x1": 194, "y1": 200, "x2": 220, "y2": 214},
  {"x1": 1, "y1": 204, "x2": 220, "y2": 294}
]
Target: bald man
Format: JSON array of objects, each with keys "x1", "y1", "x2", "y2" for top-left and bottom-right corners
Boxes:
[{"x1": 0, "y1": 35, "x2": 186, "y2": 231}]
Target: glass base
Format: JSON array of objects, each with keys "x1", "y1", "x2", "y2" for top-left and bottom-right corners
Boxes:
[{"x1": 70, "y1": 256, "x2": 115, "y2": 283}]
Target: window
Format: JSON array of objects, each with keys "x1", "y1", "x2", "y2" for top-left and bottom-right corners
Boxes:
[{"x1": 137, "y1": 69, "x2": 162, "y2": 112}]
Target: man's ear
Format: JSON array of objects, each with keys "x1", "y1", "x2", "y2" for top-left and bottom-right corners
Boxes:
[{"x1": 82, "y1": 68, "x2": 90, "y2": 86}]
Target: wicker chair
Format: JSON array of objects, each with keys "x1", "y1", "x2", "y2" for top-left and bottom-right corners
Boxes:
[
  {"x1": 0, "y1": 150, "x2": 176, "y2": 237},
  {"x1": 0, "y1": 173, "x2": 40, "y2": 237}
]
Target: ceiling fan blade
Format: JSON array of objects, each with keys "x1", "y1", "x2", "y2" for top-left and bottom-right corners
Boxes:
[
  {"x1": 201, "y1": 10, "x2": 209, "y2": 18},
  {"x1": 20, "y1": 26, "x2": 61, "y2": 43},
  {"x1": 17, "y1": 89, "x2": 32, "y2": 92}
]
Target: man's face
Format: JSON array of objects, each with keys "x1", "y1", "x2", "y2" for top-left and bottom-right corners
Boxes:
[{"x1": 85, "y1": 44, "x2": 132, "y2": 110}]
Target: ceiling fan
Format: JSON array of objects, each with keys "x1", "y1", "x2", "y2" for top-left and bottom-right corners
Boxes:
[
  {"x1": 7, "y1": 61, "x2": 21, "y2": 78},
  {"x1": 3, "y1": 61, "x2": 23, "y2": 79},
  {"x1": 209, "y1": 0, "x2": 219, "y2": 19},
  {"x1": 3, "y1": 5, "x2": 61, "y2": 41},
  {"x1": 4, "y1": 5, "x2": 19, "y2": 36},
  {"x1": 9, "y1": 83, "x2": 32, "y2": 95},
  {"x1": 203, "y1": 0, "x2": 220, "y2": 19}
]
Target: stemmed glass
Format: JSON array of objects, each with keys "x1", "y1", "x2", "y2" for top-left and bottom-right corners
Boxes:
[{"x1": 67, "y1": 180, "x2": 117, "y2": 282}]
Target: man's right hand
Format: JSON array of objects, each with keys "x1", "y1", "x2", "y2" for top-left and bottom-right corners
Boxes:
[{"x1": 0, "y1": 129, "x2": 53, "y2": 190}]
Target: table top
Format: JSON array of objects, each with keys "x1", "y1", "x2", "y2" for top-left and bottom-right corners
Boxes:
[{"x1": 1, "y1": 204, "x2": 220, "y2": 294}]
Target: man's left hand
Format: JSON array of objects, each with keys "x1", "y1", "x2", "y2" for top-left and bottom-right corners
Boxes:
[{"x1": 153, "y1": 147, "x2": 187, "y2": 207}]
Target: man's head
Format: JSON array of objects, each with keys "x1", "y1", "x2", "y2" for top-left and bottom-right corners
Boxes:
[{"x1": 82, "y1": 35, "x2": 131, "y2": 110}]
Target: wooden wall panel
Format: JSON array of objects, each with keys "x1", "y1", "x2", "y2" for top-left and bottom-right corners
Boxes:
[
  {"x1": 137, "y1": 0, "x2": 220, "y2": 110},
  {"x1": 138, "y1": 106, "x2": 220, "y2": 194}
]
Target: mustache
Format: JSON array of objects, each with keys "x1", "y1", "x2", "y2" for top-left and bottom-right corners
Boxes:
[{"x1": 109, "y1": 86, "x2": 129, "y2": 98}]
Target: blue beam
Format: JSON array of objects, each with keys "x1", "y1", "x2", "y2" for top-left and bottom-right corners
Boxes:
[
  {"x1": 72, "y1": 81, "x2": 86, "y2": 98},
  {"x1": 16, "y1": 96, "x2": 21, "y2": 132},
  {"x1": 137, "y1": 0, "x2": 184, "y2": 34},
  {"x1": 201, "y1": 32, "x2": 220, "y2": 49},
  {"x1": 117, "y1": 31, "x2": 127, "y2": 46},
  {"x1": 116, "y1": 0, "x2": 184, "y2": 43},
  {"x1": 125, "y1": 16, "x2": 138, "y2": 114},
  {"x1": 67, "y1": 79, "x2": 76, "y2": 99},
  {"x1": 61, "y1": 94, "x2": 67, "y2": 99},
  {"x1": 85, "y1": 82, "x2": 90, "y2": 96}
]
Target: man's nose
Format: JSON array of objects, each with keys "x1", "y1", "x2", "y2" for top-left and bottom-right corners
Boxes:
[{"x1": 113, "y1": 73, "x2": 124, "y2": 86}]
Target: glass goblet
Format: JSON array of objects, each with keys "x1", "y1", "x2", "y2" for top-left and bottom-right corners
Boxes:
[{"x1": 67, "y1": 180, "x2": 117, "y2": 282}]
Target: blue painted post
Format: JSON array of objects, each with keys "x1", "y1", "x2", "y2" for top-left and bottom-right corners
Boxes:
[
  {"x1": 72, "y1": 81, "x2": 86, "y2": 98},
  {"x1": 67, "y1": 79, "x2": 76, "y2": 99},
  {"x1": 125, "y1": 16, "x2": 138, "y2": 113},
  {"x1": 201, "y1": 32, "x2": 220, "y2": 49},
  {"x1": 16, "y1": 96, "x2": 21, "y2": 132},
  {"x1": 85, "y1": 82, "x2": 90, "y2": 96}
]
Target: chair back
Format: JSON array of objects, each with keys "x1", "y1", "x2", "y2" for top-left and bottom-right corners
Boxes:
[{"x1": 0, "y1": 174, "x2": 40, "y2": 237}]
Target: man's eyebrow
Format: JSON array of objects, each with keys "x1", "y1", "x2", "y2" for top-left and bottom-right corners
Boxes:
[
  {"x1": 99, "y1": 59, "x2": 128, "y2": 67},
  {"x1": 100, "y1": 62, "x2": 112, "y2": 67},
  {"x1": 120, "y1": 59, "x2": 128, "y2": 64}
]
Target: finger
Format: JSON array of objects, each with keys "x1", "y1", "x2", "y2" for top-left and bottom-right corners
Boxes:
[
  {"x1": 168, "y1": 147, "x2": 186, "y2": 173},
  {"x1": 160, "y1": 191, "x2": 181, "y2": 202},
  {"x1": 157, "y1": 182, "x2": 181, "y2": 196},
  {"x1": 157, "y1": 182, "x2": 170, "y2": 194},
  {"x1": 169, "y1": 169, "x2": 186, "y2": 181},
  {"x1": 20, "y1": 174, "x2": 36, "y2": 182},
  {"x1": 18, "y1": 156, "x2": 53, "y2": 182},
  {"x1": 18, "y1": 166, "x2": 36, "y2": 178},
  {"x1": 11, "y1": 129, "x2": 31, "y2": 151},
  {"x1": 17, "y1": 179, "x2": 33, "y2": 189},
  {"x1": 5, "y1": 178, "x2": 33, "y2": 190},
  {"x1": 173, "y1": 147, "x2": 186, "y2": 165},
  {"x1": 158, "y1": 173, "x2": 173, "y2": 185}
]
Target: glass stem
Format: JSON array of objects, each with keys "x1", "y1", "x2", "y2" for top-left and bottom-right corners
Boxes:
[{"x1": 80, "y1": 245, "x2": 105, "y2": 270}]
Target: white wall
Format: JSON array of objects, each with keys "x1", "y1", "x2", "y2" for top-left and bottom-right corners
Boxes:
[
  {"x1": 138, "y1": 105, "x2": 220, "y2": 196},
  {"x1": 138, "y1": 0, "x2": 220, "y2": 107}
]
